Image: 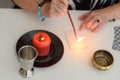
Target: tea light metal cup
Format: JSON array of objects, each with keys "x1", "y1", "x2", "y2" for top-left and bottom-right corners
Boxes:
[
  {"x1": 18, "y1": 45, "x2": 38, "y2": 78},
  {"x1": 92, "y1": 50, "x2": 114, "y2": 70}
]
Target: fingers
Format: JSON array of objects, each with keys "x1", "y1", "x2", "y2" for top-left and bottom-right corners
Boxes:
[
  {"x1": 79, "y1": 21, "x2": 86, "y2": 31},
  {"x1": 79, "y1": 12, "x2": 96, "y2": 31},
  {"x1": 79, "y1": 12, "x2": 91, "y2": 20},
  {"x1": 79, "y1": 10, "x2": 108, "y2": 32},
  {"x1": 92, "y1": 22, "x2": 105, "y2": 32},
  {"x1": 50, "y1": 0, "x2": 68, "y2": 18},
  {"x1": 79, "y1": 18, "x2": 100, "y2": 32}
]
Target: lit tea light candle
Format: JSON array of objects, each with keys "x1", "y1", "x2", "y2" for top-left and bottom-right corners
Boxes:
[{"x1": 32, "y1": 32, "x2": 51, "y2": 56}]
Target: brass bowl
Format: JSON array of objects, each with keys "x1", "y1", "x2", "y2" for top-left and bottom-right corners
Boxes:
[{"x1": 92, "y1": 50, "x2": 114, "y2": 70}]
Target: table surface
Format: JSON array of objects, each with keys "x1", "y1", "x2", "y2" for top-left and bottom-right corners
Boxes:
[{"x1": 0, "y1": 9, "x2": 120, "y2": 80}]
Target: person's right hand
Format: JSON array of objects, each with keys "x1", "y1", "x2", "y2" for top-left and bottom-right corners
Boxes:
[{"x1": 41, "y1": 0, "x2": 69, "y2": 18}]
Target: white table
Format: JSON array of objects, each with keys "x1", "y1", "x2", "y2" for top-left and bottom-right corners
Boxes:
[{"x1": 0, "y1": 9, "x2": 120, "y2": 80}]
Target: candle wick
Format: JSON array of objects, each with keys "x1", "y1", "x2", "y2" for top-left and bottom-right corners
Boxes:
[{"x1": 38, "y1": 35, "x2": 45, "y2": 41}]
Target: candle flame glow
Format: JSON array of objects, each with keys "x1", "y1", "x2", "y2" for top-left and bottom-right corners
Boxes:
[
  {"x1": 41, "y1": 37, "x2": 45, "y2": 41},
  {"x1": 77, "y1": 37, "x2": 84, "y2": 42}
]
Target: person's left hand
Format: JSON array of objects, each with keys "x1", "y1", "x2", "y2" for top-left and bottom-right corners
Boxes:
[{"x1": 79, "y1": 7, "x2": 114, "y2": 32}]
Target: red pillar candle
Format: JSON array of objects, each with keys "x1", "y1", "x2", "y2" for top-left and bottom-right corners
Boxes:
[{"x1": 32, "y1": 32, "x2": 51, "y2": 56}]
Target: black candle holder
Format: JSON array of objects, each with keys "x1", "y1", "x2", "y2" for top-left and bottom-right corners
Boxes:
[{"x1": 16, "y1": 30, "x2": 64, "y2": 67}]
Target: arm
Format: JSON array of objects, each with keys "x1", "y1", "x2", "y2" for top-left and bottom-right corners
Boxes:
[
  {"x1": 13, "y1": 0, "x2": 68, "y2": 18},
  {"x1": 111, "y1": 3, "x2": 120, "y2": 20},
  {"x1": 13, "y1": 0, "x2": 40, "y2": 14}
]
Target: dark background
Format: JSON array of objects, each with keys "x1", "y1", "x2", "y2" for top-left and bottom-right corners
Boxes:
[{"x1": 0, "y1": 0, "x2": 14, "y2": 8}]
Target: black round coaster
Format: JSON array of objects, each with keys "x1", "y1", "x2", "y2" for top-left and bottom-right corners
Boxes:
[{"x1": 16, "y1": 30, "x2": 64, "y2": 67}]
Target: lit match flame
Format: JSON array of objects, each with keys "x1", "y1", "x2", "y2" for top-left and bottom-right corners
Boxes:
[{"x1": 77, "y1": 37, "x2": 84, "y2": 42}]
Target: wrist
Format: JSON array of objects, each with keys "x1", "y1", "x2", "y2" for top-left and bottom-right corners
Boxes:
[
  {"x1": 37, "y1": 0, "x2": 51, "y2": 21},
  {"x1": 109, "y1": 6, "x2": 116, "y2": 22}
]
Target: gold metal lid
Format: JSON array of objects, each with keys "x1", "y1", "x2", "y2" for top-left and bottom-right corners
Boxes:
[{"x1": 92, "y1": 50, "x2": 114, "y2": 70}]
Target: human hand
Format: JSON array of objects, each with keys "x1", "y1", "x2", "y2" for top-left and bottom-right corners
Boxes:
[
  {"x1": 79, "y1": 7, "x2": 114, "y2": 32},
  {"x1": 41, "y1": 0, "x2": 69, "y2": 18}
]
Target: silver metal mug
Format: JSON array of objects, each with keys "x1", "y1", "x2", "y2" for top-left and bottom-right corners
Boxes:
[{"x1": 18, "y1": 45, "x2": 38, "y2": 78}]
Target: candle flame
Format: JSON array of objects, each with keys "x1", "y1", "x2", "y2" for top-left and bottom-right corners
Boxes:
[
  {"x1": 41, "y1": 37, "x2": 45, "y2": 41},
  {"x1": 77, "y1": 37, "x2": 84, "y2": 42}
]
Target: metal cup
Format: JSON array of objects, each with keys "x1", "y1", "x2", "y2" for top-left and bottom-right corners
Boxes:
[
  {"x1": 92, "y1": 49, "x2": 114, "y2": 70},
  {"x1": 18, "y1": 45, "x2": 38, "y2": 78}
]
